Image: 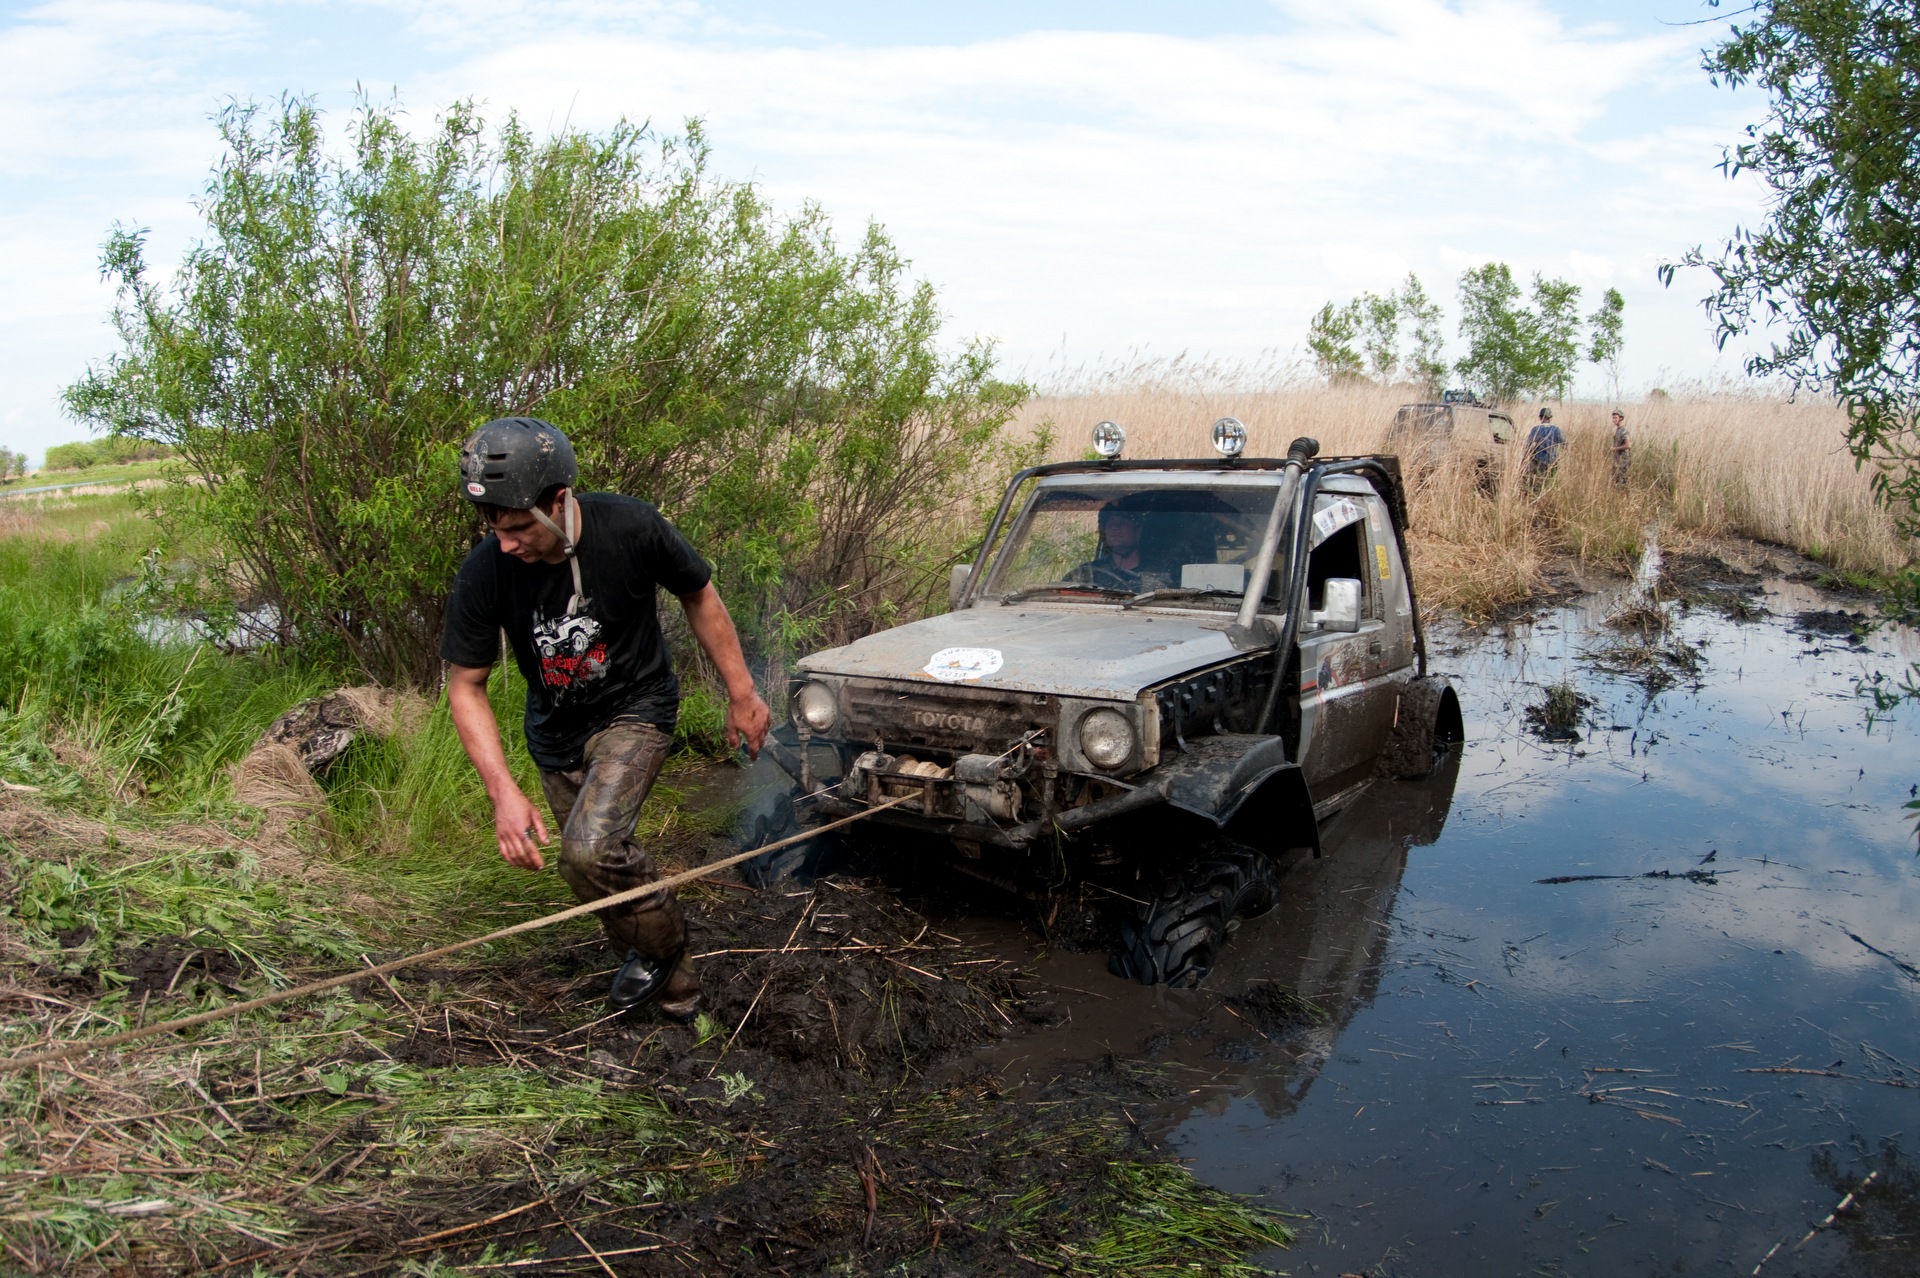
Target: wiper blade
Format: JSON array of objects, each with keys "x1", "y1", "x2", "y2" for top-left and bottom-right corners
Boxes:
[
  {"x1": 1000, "y1": 583, "x2": 1135, "y2": 603},
  {"x1": 1126, "y1": 587, "x2": 1244, "y2": 607}
]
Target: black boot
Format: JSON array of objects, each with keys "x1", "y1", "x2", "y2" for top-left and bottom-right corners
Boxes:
[{"x1": 608, "y1": 948, "x2": 674, "y2": 1014}]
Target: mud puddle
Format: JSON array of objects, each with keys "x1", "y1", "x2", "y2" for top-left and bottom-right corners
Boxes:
[{"x1": 931, "y1": 565, "x2": 1920, "y2": 1275}]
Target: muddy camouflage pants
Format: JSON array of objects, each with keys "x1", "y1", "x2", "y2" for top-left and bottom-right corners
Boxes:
[{"x1": 538, "y1": 720, "x2": 700, "y2": 1010}]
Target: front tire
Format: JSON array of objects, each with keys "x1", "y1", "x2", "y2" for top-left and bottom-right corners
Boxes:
[{"x1": 1109, "y1": 839, "x2": 1279, "y2": 988}]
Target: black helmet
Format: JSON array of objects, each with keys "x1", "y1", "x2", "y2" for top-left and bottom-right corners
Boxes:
[{"x1": 459, "y1": 418, "x2": 577, "y2": 508}]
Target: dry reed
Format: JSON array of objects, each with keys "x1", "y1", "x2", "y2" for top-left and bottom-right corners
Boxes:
[{"x1": 1009, "y1": 380, "x2": 1917, "y2": 618}]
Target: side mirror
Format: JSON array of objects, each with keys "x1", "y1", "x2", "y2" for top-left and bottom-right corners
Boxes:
[
  {"x1": 949, "y1": 562, "x2": 973, "y2": 610},
  {"x1": 1312, "y1": 578, "x2": 1362, "y2": 633}
]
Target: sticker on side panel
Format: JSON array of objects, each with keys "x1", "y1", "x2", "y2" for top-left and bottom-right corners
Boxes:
[
  {"x1": 1311, "y1": 498, "x2": 1364, "y2": 547},
  {"x1": 1375, "y1": 542, "x2": 1392, "y2": 579},
  {"x1": 923, "y1": 647, "x2": 1004, "y2": 683}
]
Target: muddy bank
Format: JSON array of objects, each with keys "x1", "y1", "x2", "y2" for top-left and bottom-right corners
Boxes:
[{"x1": 0, "y1": 825, "x2": 1292, "y2": 1277}]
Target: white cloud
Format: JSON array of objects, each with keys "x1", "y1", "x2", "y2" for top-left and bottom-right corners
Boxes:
[{"x1": 0, "y1": 0, "x2": 1769, "y2": 458}]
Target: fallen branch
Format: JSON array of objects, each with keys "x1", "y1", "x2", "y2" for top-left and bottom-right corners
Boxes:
[
  {"x1": 1846, "y1": 931, "x2": 1920, "y2": 981},
  {"x1": 1536, "y1": 869, "x2": 1723, "y2": 885},
  {"x1": 1791, "y1": 1169, "x2": 1878, "y2": 1253},
  {"x1": 0, "y1": 796, "x2": 912, "y2": 1072},
  {"x1": 1739, "y1": 1067, "x2": 1914, "y2": 1089}
]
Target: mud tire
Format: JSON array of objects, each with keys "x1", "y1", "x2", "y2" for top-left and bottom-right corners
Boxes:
[
  {"x1": 1379, "y1": 676, "x2": 1464, "y2": 780},
  {"x1": 739, "y1": 796, "x2": 819, "y2": 889},
  {"x1": 1109, "y1": 839, "x2": 1280, "y2": 988}
]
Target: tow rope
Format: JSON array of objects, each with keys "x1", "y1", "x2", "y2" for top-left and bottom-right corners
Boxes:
[{"x1": 0, "y1": 794, "x2": 912, "y2": 1073}]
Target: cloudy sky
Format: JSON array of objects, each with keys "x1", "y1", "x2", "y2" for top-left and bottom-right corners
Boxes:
[{"x1": 2, "y1": 0, "x2": 1768, "y2": 461}]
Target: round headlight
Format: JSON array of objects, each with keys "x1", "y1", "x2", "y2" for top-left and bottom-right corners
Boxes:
[
  {"x1": 794, "y1": 681, "x2": 838, "y2": 733},
  {"x1": 1078, "y1": 707, "x2": 1136, "y2": 770},
  {"x1": 1211, "y1": 416, "x2": 1248, "y2": 458},
  {"x1": 1091, "y1": 420, "x2": 1126, "y2": 459}
]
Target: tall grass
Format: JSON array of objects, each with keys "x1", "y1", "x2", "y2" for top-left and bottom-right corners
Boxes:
[{"x1": 1011, "y1": 378, "x2": 1918, "y2": 617}]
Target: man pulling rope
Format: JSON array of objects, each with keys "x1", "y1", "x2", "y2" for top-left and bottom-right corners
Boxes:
[{"x1": 443, "y1": 418, "x2": 773, "y2": 1024}]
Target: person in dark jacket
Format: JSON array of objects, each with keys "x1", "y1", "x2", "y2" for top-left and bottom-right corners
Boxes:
[
  {"x1": 1524, "y1": 406, "x2": 1566, "y2": 480},
  {"x1": 439, "y1": 417, "x2": 771, "y2": 1022}
]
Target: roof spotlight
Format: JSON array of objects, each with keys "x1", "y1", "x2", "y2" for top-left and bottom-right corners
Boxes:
[
  {"x1": 1091, "y1": 420, "x2": 1126, "y2": 459},
  {"x1": 1211, "y1": 416, "x2": 1248, "y2": 458}
]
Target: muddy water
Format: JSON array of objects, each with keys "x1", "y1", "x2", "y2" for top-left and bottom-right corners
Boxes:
[{"x1": 959, "y1": 575, "x2": 1920, "y2": 1275}]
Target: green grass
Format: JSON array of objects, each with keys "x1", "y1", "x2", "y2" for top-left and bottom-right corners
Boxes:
[{"x1": 3, "y1": 458, "x2": 183, "y2": 491}]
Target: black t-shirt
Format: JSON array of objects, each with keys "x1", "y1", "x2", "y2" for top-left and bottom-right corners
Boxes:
[{"x1": 439, "y1": 492, "x2": 712, "y2": 770}]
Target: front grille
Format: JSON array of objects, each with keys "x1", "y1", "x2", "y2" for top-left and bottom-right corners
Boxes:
[{"x1": 842, "y1": 678, "x2": 1055, "y2": 753}]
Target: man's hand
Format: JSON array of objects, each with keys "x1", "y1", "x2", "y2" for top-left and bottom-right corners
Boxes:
[
  {"x1": 447, "y1": 664, "x2": 553, "y2": 871},
  {"x1": 679, "y1": 583, "x2": 773, "y2": 760},
  {"x1": 492, "y1": 786, "x2": 551, "y2": 870},
  {"x1": 727, "y1": 691, "x2": 773, "y2": 759}
]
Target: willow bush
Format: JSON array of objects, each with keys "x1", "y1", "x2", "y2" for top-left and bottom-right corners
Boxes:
[{"x1": 66, "y1": 96, "x2": 1028, "y2": 688}]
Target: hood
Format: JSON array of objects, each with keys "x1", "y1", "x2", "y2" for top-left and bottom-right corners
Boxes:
[{"x1": 794, "y1": 604, "x2": 1239, "y2": 699}]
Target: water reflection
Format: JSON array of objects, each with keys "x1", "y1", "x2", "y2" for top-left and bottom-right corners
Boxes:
[{"x1": 963, "y1": 570, "x2": 1920, "y2": 1275}]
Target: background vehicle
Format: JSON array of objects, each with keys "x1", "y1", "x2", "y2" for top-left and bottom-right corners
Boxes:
[
  {"x1": 742, "y1": 424, "x2": 1463, "y2": 986},
  {"x1": 1386, "y1": 396, "x2": 1515, "y2": 480}
]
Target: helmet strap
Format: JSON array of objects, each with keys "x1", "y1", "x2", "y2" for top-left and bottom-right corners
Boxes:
[{"x1": 529, "y1": 490, "x2": 587, "y2": 615}]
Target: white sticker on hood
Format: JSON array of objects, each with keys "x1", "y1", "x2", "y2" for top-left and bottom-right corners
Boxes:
[
  {"x1": 924, "y1": 646, "x2": 1003, "y2": 683},
  {"x1": 1311, "y1": 498, "x2": 1364, "y2": 547}
]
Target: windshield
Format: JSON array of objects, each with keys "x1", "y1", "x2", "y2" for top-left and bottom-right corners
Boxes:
[{"x1": 983, "y1": 476, "x2": 1287, "y2": 609}]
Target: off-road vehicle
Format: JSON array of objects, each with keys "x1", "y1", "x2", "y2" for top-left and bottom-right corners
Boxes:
[
  {"x1": 743, "y1": 422, "x2": 1462, "y2": 986},
  {"x1": 1386, "y1": 393, "x2": 1515, "y2": 479}
]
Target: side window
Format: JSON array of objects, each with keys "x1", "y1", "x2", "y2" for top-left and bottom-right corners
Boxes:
[{"x1": 1305, "y1": 520, "x2": 1369, "y2": 613}]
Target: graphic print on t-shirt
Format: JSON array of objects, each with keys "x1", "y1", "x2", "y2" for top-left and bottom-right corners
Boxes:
[{"x1": 531, "y1": 606, "x2": 610, "y2": 698}]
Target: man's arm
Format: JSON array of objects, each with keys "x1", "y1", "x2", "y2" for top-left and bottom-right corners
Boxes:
[
  {"x1": 446, "y1": 663, "x2": 551, "y2": 870},
  {"x1": 677, "y1": 582, "x2": 772, "y2": 757}
]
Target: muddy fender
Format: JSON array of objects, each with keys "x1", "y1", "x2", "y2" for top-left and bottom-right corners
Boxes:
[
  {"x1": 1378, "y1": 676, "x2": 1463, "y2": 780},
  {"x1": 1154, "y1": 734, "x2": 1292, "y2": 825}
]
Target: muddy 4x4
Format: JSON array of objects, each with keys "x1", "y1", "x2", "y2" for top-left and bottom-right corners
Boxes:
[{"x1": 744, "y1": 425, "x2": 1462, "y2": 986}]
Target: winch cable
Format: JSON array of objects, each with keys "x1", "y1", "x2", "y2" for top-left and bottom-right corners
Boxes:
[{"x1": 0, "y1": 794, "x2": 913, "y2": 1074}]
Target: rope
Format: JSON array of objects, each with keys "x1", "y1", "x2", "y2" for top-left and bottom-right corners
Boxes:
[{"x1": 0, "y1": 794, "x2": 912, "y2": 1073}]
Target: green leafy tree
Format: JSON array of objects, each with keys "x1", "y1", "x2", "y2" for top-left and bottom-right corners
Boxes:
[
  {"x1": 1307, "y1": 273, "x2": 1448, "y2": 391},
  {"x1": 1588, "y1": 287, "x2": 1626, "y2": 402},
  {"x1": 1669, "y1": 0, "x2": 1920, "y2": 530},
  {"x1": 1361, "y1": 291, "x2": 1402, "y2": 381},
  {"x1": 1306, "y1": 300, "x2": 1365, "y2": 381},
  {"x1": 1454, "y1": 263, "x2": 1592, "y2": 402},
  {"x1": 66, "y1": 97, "x2": 1026, "y2": 687},
  {"x1": 1397, "y1": 274, "x2": 1449, "y2": 396},
  {"x1": 1454, "y1": 263, "x2": 1533, "y2": 400}
]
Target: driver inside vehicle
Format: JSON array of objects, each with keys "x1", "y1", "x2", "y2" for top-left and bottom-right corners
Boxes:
[{"x1": 1073, "y1": 507, "x2": 1155, "y2": 591}]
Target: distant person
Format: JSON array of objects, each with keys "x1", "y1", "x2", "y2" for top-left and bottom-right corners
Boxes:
[
  {"x1": 1610, "y1": 409, "x2": 1630, "y2": 485},
  {"x1": 1524, "y1": 407, "x2": 1566, "y2": 481}
]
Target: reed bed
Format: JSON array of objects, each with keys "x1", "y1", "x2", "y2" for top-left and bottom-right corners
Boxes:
[{"x1": 1009, "y1": 381, "x2": 1917, "y2": 618}]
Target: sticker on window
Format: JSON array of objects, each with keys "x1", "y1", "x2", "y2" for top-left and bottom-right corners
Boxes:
[
  {"x1": 923, "y1": 647, "x2": 1004, "y2": 683},
  {"x1": 1311, "y1": 498, "x2": 1365, "y2": 547}
]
